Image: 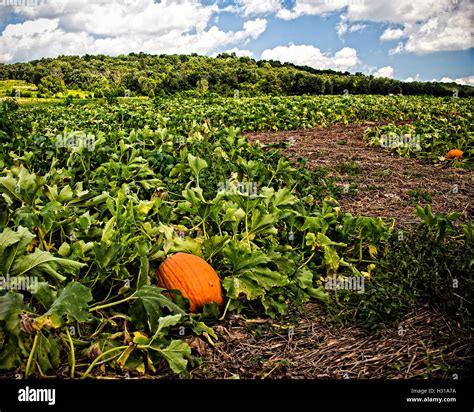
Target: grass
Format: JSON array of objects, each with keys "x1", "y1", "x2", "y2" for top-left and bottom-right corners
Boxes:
[
  {"x1": 0, "y1": 80, "x2": 90, "y2": 99},
  {"x1": 2, "y1": 96, "x2": 150, "y2": 106},
  {"x1": 337, "y1": 161, "x2": 362, "y2": 175},
  {"x1": 62, "y1": 89, "x2": 91, "y2": 99},
  {"x1": 407, "y1": 189, "x2": 432, "y2": 205},
  {"x1": 0, "y1": 80, "x2": 36, "y2": 97},
  {"x1": 0, "y1": 80, "x2": 143, "y2": 101}
]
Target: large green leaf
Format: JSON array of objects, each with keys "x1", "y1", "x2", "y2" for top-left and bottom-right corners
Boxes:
[
  {"x1": 248, "y1": 210, "x2": 278, "y2": 239},
  {"x1": 202, "y1": 235, "x2": 230, "y2": 260},
  {"x1": 39, "y1": 282, "x2": 93, "y2": 328},
  {"x1": 31, "y1": 282, "x2": 55, "y2": 310},
  {"x1": 223, "y1": 240, "x2": 270, "y2": 272},
  {"x1": 0, "y1": 166, "x2": 44, "y2": 205},
  {"x1": 0, "y1": 292, "x2": 27, "y2": 336},
  {"x1": 156, "y1": 339, "x2": 191, "y2": 374},
  {"x1": 150, "y1": 314, "x2": 182, "y2": 341},
  {"x1": 0, "y1": 226, "x2": 35, "y2": 275},
  {"x1": 187, "y1": 154, "x2": 208, "y2": 182},
  {"x1": 11, "y1": 249, "x2": 85, "y2": 282},
  {"x1": 131, "y1": 286, "x2": 186, "y2": 332},
  {"x1": 0, "y1": 226, "x2": 85, "y2": 282},
  {"x1": 223, "y1": 267, "x2": 289, "y2": 300},
  {"x1": 0, "y1": 339, "x2": 22, "y2": 370}
]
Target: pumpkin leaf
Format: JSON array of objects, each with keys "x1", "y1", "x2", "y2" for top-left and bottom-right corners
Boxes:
[
  {"x1": 36, "y1": 332, "x2": 61, "y2": 373},
  {"x1": 0, "y1": 226, "x2": 35, "y2": 275},
  {"x1": 30, "y1": 282, "x2": 55, "y2": 310},
  {"x1": 187, "y1": 154, "x2": 208, "y2": 182},
  {"x1": 156, "y1": 339, "x2": 191, "y2": 374},
  {"x1": 152, "y1": 314, "x2": 182, "y2": 339},
  {"x1": 203, "y1": 235, "x2": 230, "y2": 260},
  {"x1": 0, "y1": 340, "x2": 22, "y2": 370},
  {"x1": 248, "y1": 210, "x2": 278, "y2": 239},
  {"x1": 294, "y1": 267, "x2": 314, "y2": 289},
  {"x1": 36, "y1": 282, "x2": 93, "y2": 328},
  {"x1": 10, "y1": 249, "x2": 85, "y2": 282},
  {"x1": 306, "y1": 286, "x2": 329, "y2": 302},
  {"x1": 0, "y1": 291, "x2": 27, "y2": 336},
  {"x1": 222, "y1": 276, "x2": 263, "y2": 300},
  {"x1": 131, "y1": 285, "x2": 186, "y2": 332}
]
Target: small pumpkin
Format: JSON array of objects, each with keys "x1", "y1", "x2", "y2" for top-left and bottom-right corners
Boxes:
[
  {"x1": 446, "y1": 149, "x2": 463, "y2": 160},
  {"x1": 156, "y1": 252, "x2": 223, "y2": 312}
]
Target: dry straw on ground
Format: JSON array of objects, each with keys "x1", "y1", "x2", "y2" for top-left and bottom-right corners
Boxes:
[{"x1": 191, "y1": 303, "x2": 472, "y2": 379}]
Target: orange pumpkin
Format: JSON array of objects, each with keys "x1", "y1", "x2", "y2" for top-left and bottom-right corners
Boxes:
[
  {"x1": 446, "y1": 149, "x2": 463, "y2": 160},
  {"x1": 156, "y1": 252, "x2": 223, "y2": 312}
]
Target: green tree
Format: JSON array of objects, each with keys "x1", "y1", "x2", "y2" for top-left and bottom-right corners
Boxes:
[
  {"x1": 197, "y1": 78, "x2": 209, "y2": 95},
  {"x1": 37, "y1": 75, "x2": 66, "y2": 95}
]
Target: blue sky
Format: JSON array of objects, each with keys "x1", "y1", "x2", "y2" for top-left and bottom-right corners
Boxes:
[{"x1": 0, "y1": 0, "x2": 472, "y2": 85}]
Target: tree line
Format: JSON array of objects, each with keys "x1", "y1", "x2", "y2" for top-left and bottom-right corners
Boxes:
[{"x1": 0, "y1": 52, "x2": 472, "y2": 98}]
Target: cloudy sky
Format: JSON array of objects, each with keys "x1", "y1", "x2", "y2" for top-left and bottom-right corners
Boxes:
[{"x1": 0, "y1": 0, "x2": 472, "y2": 84}]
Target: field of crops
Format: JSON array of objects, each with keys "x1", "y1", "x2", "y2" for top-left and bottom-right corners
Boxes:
[
  {"x1": 12, "y1": 94, "x2": 473, "y2": 164},
  {"x1": 0, "y1": 95, "x2": 472, "y2": 379}
]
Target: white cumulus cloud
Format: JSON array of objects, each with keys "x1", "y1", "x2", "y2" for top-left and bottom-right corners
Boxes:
[
  {"x1": 216, "y1": 47, "x2": 254, "y2": 58},
  {"x1": 435, "y1": 75, "x2": 474, "y2": 86},
  {"x1": 380, "y1": 28, "x2": 404, "y2": 41},
  {"x1": 276, "y1": 0, "x2": 473, "y2": 54},
  {"x1": 0, "y1": 0, "x2": 267, "y2": 63},
  {"x1": 337, "y1": 21, "x2": 367, "y2": 37},
  {"x1": 404, "y1": 74, "x2": 420, "y2": 82},
  {"x1": 235, "y1": 0, "x2": 283, "y2": 16},
  {"x1": 373, "y1": 66, "x2": 394, "y2": 78},
  {"x1": 276, "y1": 0, "x2": 350, "y2": 20},
  {"x1": 261, "y1": 44, "x2": 359, "y2": 72}
]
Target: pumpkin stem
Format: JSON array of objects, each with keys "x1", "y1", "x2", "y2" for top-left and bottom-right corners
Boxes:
[
  {"x1": 89, "y1": 294, "x2": 136, "y2": 312},
  {"x1": 219, "y1": 298, "x2": 231, "y2": 321}
]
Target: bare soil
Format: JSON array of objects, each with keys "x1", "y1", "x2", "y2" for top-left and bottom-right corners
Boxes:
[{"x1": 246, "y1": 123, "x2": 473, "y2": 227}]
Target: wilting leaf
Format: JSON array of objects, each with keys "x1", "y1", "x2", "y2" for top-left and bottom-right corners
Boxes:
[
  {"x1": 36, "y1": 332, "x2": 61, "y2": 373},
  {"x1": 306, "y1": 286, "x2": 329, "y2": 302},
  {"x1": 0, "y1": 339, "x2": 22, "y2": 370},
  {"x1": 153, "y1": 314, "x2": 182, "y2": 338},
  {"x1": 294, "y1": 267, "x2": 314, "y2": 289}
]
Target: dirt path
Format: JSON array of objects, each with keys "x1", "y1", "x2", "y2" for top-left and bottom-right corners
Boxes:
[
  {"x1": 190, "y1": 304, "x2": 471, "y2": 379},
  {"x1": 246, "y1": 123, "x2": 473, "y2": 227}
]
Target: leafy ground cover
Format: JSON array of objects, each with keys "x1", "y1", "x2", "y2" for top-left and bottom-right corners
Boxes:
[
  {"x1": 12, "y1": 94, "x2": 472, "y2": 165},
  {"x1": 0, "y1": 95, "x2": 472, "y2": 378}
]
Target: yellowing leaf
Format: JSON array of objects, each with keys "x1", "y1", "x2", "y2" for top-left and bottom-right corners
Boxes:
[{"x1": 368, "y1": 244, "x2": 378, "y2": 259}]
